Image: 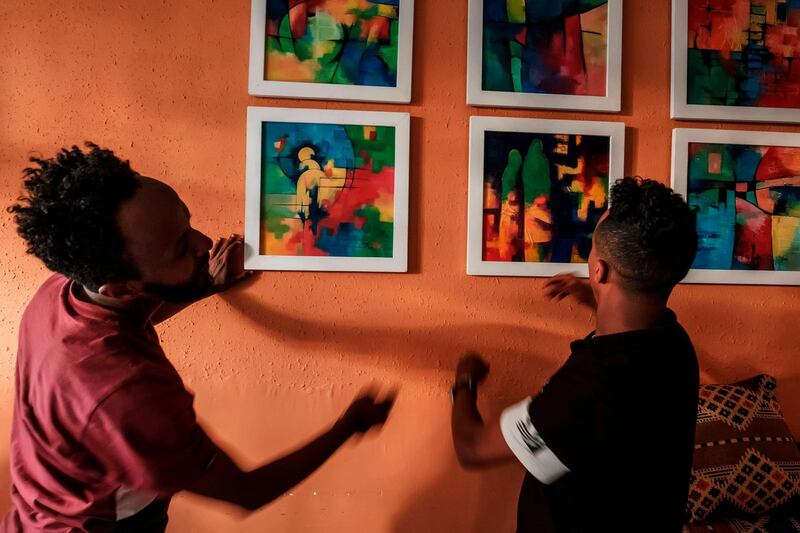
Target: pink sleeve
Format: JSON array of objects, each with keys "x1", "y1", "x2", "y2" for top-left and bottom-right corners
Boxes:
[{"x1": 82, "y1": 377, "x2": 219, "y2": 497}]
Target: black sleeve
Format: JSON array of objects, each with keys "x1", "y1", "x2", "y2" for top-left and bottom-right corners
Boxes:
[{"x1": 527, "y1": 354, "x2": 612, "y2": 473}]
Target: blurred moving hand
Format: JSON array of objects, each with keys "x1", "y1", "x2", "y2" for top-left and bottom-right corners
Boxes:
[{"x1": 543, "y1": 273, "x2": 596, "y2": 309}]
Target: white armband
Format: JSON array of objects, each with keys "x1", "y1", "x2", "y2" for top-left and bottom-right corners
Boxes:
[{"x1": 500, "y1": 398, "x2": 570, "y2": 485}]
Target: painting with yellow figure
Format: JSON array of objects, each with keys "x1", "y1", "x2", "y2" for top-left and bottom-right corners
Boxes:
[
  {"x1": 265, "y1": 0, "x2": 400, "y2": 87},
  {"x1": 481, "y1": 131, "x2": 610, "y2": 264},
  {"x1": 261, "y1": 120, "x2": 396, "y2": 258}
]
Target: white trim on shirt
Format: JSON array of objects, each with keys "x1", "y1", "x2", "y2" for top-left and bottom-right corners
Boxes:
[
  {"x1": 115, "y1": 486, "x2": 157, "y2": 521},
  {"x1": 500, "y1": 398, "x2": 570, "y2": 485}
]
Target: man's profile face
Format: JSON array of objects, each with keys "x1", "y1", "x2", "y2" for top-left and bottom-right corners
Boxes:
[{"x1": 116, "y1": 176, "x2": 213, "y2": 303}]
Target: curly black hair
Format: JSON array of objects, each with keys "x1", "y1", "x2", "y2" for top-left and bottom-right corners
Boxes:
[
  {"x1": 594, "y1": 176, "x2": 697, "y2": 294},
  {"x1": 8, "y1": 143, "x2": 141, "y2": 291}
]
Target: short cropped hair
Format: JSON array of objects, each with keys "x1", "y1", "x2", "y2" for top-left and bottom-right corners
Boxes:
[{"x1": 594, "y1": 177, "x2": 697, "y2": 294}]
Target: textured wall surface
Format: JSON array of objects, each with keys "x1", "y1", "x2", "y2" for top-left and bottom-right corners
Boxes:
[{"x1": 0, "y1": 1, "x2": 799, "y2": 531}]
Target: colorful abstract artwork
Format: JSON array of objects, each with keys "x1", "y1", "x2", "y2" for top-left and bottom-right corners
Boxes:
[
  {"x1": 482, "y1": 132, "x2": 610, "y2": 263},
  {"x1": 245, "y1": 108, "x2": 409, "y2": 272},
  {"x1": 249, "y1": 0, "x2": 414, "y2": 102},
  {"x1": 687, "y1": 0, "x2": 800, "y2": 109},
  {"x1": 672, "y1": 0, "x2": 800, "y2": 121},
  {"x1": 482, "y1": 0, "x2": 609, "y2": 96},
  {"x1": 688, "y1": 143, "x2": 800, "y2": 271},
  {"x1": 468, "y1": 117, "x2": 624, "y2": 277},
  {"x1": 266, "y1": 0, "x2": 400, "y2": 87},
  {"x1": 672, "y1": 129, "x2": 800, "y2": 285},
  {"x1": 261, "y1": 121, "x2": 395, "y2": 257},
  {"x1": 467, "y1": 0, "x2": 622, "y2": 110}
]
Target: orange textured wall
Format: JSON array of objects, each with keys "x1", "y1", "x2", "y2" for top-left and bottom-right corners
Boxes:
[{"x1": 1, "y1": 1, "x2": 799, "y2": 531}]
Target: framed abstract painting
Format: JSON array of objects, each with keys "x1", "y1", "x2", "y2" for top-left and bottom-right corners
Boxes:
[
  {"x1": 672, "y1": 0, "x2": 800, "y2": 123},
  {"x1": 672, "y1": 128, "x2": 800, "y2": 285},
  {"x1": 467, "y1": 117, "x2": 625, "y2": 277},
  {"x1": 245, "y1": 107, "x2": 410, "y2": 272},
  {"x1": 248, "y1": 0, "x2": 414, "y2": 103},
  {"x1": 466, "y1": 0, "x2": 623, "y2": 111}
]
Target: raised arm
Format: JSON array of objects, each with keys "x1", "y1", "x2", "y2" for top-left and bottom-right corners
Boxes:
[
  {"x1": 543, "y1": 273, "x2": 597, "y2": 310},
  {"x1": 450, "y1": 354, "x2": 515, "y2": 468},
  {"x1": 187, "y1": 389, "x2": 395, "y2": 511}
]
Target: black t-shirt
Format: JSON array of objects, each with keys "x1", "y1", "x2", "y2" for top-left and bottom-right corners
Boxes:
[{"x1": 501, "y1": 310, "x2": 699, "y2": 533}]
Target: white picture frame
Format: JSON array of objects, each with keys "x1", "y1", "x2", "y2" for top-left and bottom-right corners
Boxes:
[
  {"x1": 466, "y1": 0, "x2": 623, "y2": 112},
  {"x1": 671, "y1": 128, "x2": 800, "y2": 285},
  {"x1": 245, "y1": 107, "x2": 410, "y2": 272},
  {"x1": 248, "y1": 0, "x2": 414, "y2": 103},
  {"x1": 467, "y1": 117, "x2": 626, "y2": 277},
  {"x1": 671, "y1": 0, "x2": 800, "y2": 123}
]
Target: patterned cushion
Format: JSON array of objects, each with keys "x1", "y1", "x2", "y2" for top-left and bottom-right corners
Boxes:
[
  {"x1": 687, "y1": 375, "x2": 800, "y2": 522},
  {"x1": 683, "y1": 513, "x2": 800, "y2": 533}
]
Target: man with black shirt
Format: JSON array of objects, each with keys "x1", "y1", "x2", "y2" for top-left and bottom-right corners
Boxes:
[{"x1": 450, "y1": 177, "x2": 700, "y2": 532}]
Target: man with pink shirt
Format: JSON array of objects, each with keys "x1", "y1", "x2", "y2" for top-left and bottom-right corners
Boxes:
[{"x1": 3, "y1": 143, "x2": 395, "y2": 532}]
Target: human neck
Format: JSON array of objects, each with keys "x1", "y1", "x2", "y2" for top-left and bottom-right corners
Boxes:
[
  {"x1": 594, "y1": 290, "x2": 668, "y2": 337},
  {"x1": 77, "y1": 285, "x2": 161, "y2": 320}
]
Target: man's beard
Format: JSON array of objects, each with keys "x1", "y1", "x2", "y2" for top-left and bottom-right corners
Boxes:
[{"x1": 143, "y1": 253, "x2": 211, "y2": 304}]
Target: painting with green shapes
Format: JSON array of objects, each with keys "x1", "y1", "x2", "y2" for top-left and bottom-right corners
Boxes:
[
  {"x1": 265, "y1": 0, "x2": 400, "y2": 88},
  {"x1": 482, "y1": 0, "x2": 609, "y2": 96},
  {"x1": 482, "y1": 131, "x2": 610, "y2": 263}
]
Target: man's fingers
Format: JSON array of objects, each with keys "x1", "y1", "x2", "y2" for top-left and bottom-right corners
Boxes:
[
  {"x1": 214, "y1": 240, "x2": 242, "y2": 267},
  {"x1": 210, "y1": 238, "x2": 225, "y2": 257},
  {"x1": 544, "y1": 287, "x2": 564, "y2": 300},
  {"x1": 544, "y1": 278, "x2": 567, "y2": 290},
  {"x1": 215, "y1": 237, "x2": 237, "y2": 258},
  {"x1": 211, "y1": 234, "x2": 243, "y2": 257},
  {"x1": 547, "y1": 274, "x2": 569, "y2": 284}
]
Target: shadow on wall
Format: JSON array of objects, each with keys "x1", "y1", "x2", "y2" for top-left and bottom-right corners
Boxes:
[{"x1": 221, "y1": 289, "x2": 568, "y2": 390}]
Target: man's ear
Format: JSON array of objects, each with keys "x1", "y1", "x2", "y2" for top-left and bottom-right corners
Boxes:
[
  {"x1": 593, "y1": 258, "x2": 610, "y2": 285},
  {"x1": 96, "y1": 281, "x2": 144, "y2": 301}
]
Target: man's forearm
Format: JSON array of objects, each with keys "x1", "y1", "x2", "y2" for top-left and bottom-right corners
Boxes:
[
  {"x1": 451, "y1": 389, "x2": 484, "y2": 463},
  {"x1": 239, "y1": 420, "x2": 353, "y2": 509},
  {"x1": 189, "y1": 420, "x2": 354, "y2": 511}
]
